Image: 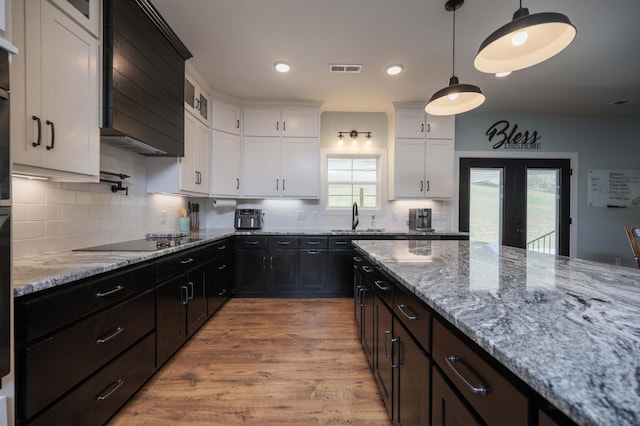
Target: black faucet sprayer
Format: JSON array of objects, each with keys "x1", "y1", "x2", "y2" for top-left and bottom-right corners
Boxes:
[{"x1": 352, "y1": 202, "x2": 359, "y2": 230}]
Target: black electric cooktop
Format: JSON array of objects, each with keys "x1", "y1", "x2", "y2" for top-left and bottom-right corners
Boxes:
[{"x1": 75, "y1": 234, "x2": 201, "y2": 252}]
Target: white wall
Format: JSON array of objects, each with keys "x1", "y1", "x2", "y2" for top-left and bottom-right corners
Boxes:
[{"x1": 455, "y1": 113, "x2": 640, "y2": 266}]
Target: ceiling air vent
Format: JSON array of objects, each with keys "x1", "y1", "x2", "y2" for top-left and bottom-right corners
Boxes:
[{"x1": 329, "y1": 64, "x2": 362, "y2": 73}]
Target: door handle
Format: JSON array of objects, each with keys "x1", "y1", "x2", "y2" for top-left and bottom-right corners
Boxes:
[
  {"x1": 45, "y1": 120, "x2": 55, "y2": 150},
  {"x1": 32, "y1": 116, "x2": 42, "y2": 147}
]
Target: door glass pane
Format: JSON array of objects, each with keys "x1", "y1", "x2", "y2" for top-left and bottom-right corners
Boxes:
[
  {"x1": 469, "y1": 168, "x2": 502, "y2": 244},
  {"x1": 67, "y1": 0, "x2": 90, "y2": 18},
  {"x1": 526, "y1": 169, "x2": 559, "y2": 254}
]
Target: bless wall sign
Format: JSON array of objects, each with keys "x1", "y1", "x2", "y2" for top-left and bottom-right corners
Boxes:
[{"x1": 486, "y1": 120, "x2": 542, "y2": 150}]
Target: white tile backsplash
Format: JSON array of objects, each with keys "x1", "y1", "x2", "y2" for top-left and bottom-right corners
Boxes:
[{"x1": 12, "y1": 145, "x2": 189, "y2": 258}]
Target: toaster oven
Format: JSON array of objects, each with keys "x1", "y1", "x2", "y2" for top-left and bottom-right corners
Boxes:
[{"x1": 234, "y1": 209, "x2": 263, "y2": 229}]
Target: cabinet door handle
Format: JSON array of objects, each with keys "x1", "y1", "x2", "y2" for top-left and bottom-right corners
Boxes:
[
  {"x1": 277, "y1": 241, "x2": 290, "y2": 245},
  {"x1": 96, "y1": 326, "x2": 125, "y2": 344},
  {"x1": 283, "y1": 121, "x2": 286, "y2": 131},
  {"x1": 218, "y1": 288, "x2": 227, "y2": 296},
  {"x1": 236, "y1": 178, "x2": 240, "y2": 190},
  {"x1": 96, "y1": 285, "x2": 124, "y2": 298},
  {"x1": 427, "y1": 123, "x2": 431, "y2": 133},
  {"x1": 236, "y1": 119, "x2": 240, "y2": 129},
  {"x1": 270, "y1": 256, "x2": 274, "y2": 269},
  {"x1": 426, "y1": 180, "x2": 430, "y2": 192},
  {"x1": 188, "y1": 282, "x2": 195, "y2": 300},
  {"x1": 218, "y1": 264, "x2": 227, "y2": 270},
  {"x1": 276, "y1": 121, "x2": 279, "y2": 131},
  {"x1": 421, "y1": 123, "x2": 424, "y2": 133},
  {"x1": 282, "y1": 179, "x2": 285, "y2": 191},
  {"x1": 181, "y1": 285, "x2": 189, "y2": 304},
  {"x1": 384, "y1": 330, "x2": 392, "y2": 359},
  {"x1": 246, "y1": 240, "x2": 259, "y2": 245},
  {"x1": 362, "y1": 265, "x2": 374, "y2": 273},
  {"x1": 262, "y1": 256, "x2": 266, "y2": 269},
  {"x1": 374, "y1": 280, "x2": 389, "y2": 291},
  {"x1": 31, "y1": 115, "x2": 42, "y2": 147},
  {"x1": 96, "y1": 379, "x2": 125, "y2": 401},
  {"x1": 180, "y1": 258, "x2": 195, "y2": 264},
  {"x1": 276, "y1": 179, "x2": 279, "y2": 190},
  {"x1": 397, "y1": 303, "x2": 418, "y2": 321},
  {"x1": 420, "y1": 180, "x2": 424, "y2": 192},
  {"x1": 45, "y1": 120, "x2": 55, "y2": 150},
  {"x1": 445, "y1": 356, "x2": 490, "y2": 395},
  {"x1": 359, "y1": 287, "x2": 366, "y2": 307},
  {"x1": 391, "y1": 337, "x2": 400, "y2": 368},
  {"x1": 335, "y1": 241, "x2": 348, "y2": 246}
]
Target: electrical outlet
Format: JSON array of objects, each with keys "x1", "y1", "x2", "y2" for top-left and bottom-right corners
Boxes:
[
  {"x1": 297, "y1": 211, "x2": 306, "y2": 221},
  {"x1": 160, "y1": 210, "x2": 167, "y2": 224}
]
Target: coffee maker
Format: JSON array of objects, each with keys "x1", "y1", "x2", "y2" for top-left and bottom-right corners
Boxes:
[{"x1": 408, "y1": 208, "x2": 433, "y2": 232}]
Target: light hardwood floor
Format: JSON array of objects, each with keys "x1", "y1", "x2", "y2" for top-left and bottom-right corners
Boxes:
[{"x1": 108, "y1": 298, "x2": 391, "y2": 425}]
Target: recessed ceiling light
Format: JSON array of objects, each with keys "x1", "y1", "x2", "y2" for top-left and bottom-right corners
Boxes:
[
  {"x1": 274, "y1": 61, "x2": 291, "y2": 73},
  {"x1": 386, "y1": 64, "x2": 403, "y2": 75},
  {"x1": 495, "y1": 71, "x2": 512, "y2": 78}
]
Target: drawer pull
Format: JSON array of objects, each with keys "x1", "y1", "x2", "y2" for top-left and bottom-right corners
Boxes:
[
  {"x1": 246, "y1": 240, "x2": 259, "y2": 245},
  {"x1": 180, "y1": 258, "x2": 195, "y2": 264},
  {"x1": 307, "y1": 250, "x2": 320, "y2": 255},
  {"x1": 445, "y1": 356, "x2": 490, "y2": 395},
  {"x1": 217, "y1": 288, "x2": 227, "y2": 296},
  {"x1": 96, "y1": 326, "x2": 124, "y2": 344},
  {"x1": 277, "y1": 241, "x2": 291, "y2": 245},
  {"x1": 218, "y1": 245, "x2": 227, "y2": 250},
  {"x1": 397, "y1": 304, "x2": 418, "y2": 321},
  {"x1": 217, "y1": 264, "x2": 227, "y2": 270},
  {"x1": 95, "y1": 285, "x2": 124, "y2": 298},
  {"x1": 307, "y1": 241, "x2": 321, "y2": 245},
  {"x1": 361, "y1": 266, "x2": 374, "y2": 273},
  {"x1": 374, "y1": 280, "x2": 389, "y2": 291},
  {"x1": 353, "y1": 256, "x2": 362, "y2": 262},
  {"x1": 96, "y1": 379, "x2": 125, "y2": 401},
  {"x1": 335, "y1": 241, "x2": 348, "y2": 246}
]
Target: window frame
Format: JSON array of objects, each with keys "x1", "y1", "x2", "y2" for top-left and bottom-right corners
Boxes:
[{"x1": 320, "y1": 148, "x2": 387, "y2": 215}]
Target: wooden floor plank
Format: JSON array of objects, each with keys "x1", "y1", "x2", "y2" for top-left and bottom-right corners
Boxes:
[{"x1": 108, "y1": 298, "x2": 391, "y2": 425}]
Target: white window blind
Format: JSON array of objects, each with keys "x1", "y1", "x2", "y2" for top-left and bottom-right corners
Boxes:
[{"x1": 327, "y1": 156, "x2": 378, "y2": 208}]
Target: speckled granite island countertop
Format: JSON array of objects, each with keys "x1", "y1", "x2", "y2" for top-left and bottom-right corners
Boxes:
[
  {"x1": 353, "y1": 239, "x2": 640, "y2": 426},
  {"x1": 12, "y1": 228, "x2": 467, "y2": 297}
]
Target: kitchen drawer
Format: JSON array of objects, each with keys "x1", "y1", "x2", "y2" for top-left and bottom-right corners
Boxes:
[
  {"x1": 394, "y1": 286, "x2": 431, "y2": 353},
  {"x1": 433, "y1": 319, "x2": 529, "y2": 426},
  {"x1": 432, "y1": 365, "x2": 483, "y2": 425},
  {"x1": 28, "y1": 332, "x2": 156, "y2": 426},
  {"x1": 373, "y1": 270, "x2": 394, "y2": 309},
  {"x1": 329, "y1": 237, "x2": 353, "y2": 250},
  {"x1": 210, "y1": 238, "x2": 233, "y2": 257},
  {"x1": 156, "y1": 245, "x2": 209, "y2": 281},
  {"x1": 300, "y1": 236, "x2": 328, "y2": 249},
  {"x1": 212, "y1": 253, "x2": 234, "y2": 281},
  {"x1": 236, "y1": 235, "x2": 268, "y2": 249},
  {"x1": 16, "y1": 263, "x2": 154, "y2": 342},
  {"x1": 23, "y1": 289, "x2": 155, "y2": 419},
  {"x1": 269, "y1": 236, "x2": 299, "y2": 249}
]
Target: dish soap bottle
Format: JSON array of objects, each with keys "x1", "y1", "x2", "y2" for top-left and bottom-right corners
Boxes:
[{"x1": 370, "y1": 215, "x2": 376, "y2": 229}]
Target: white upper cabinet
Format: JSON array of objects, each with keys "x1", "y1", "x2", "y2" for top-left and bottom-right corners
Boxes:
[
  {"x1": 211, "y1": 99, "x2": 241, "y2": 135},
  {"x1": 184, "y1": 73, "x2": 209, "y2": 125},
  {"x1": 211, "y1": 130, "x2": 241, "y2": 197},
  {"x1": 241, "y1": 103, "x2": 321, "y2": 198},
  {"x1": 50, "y1": 0, "x2": 100, "y2": 37},
  {"x1": 12, "y1": 0, "x2": 99, "y2": 180},
  {"x1": 389, "y1": 103, "x2": 455, "y2": 199},
  {"x1": 243, "y1": 107, "x2": 319, "y2": 138},
  {"x1": 395, "y1": 107, "x2": 455, "y2": 140}
]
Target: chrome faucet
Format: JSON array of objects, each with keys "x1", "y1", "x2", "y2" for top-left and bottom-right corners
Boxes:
[{"x1": 352, "y1": 202, "x2": 359, "y2": 230}]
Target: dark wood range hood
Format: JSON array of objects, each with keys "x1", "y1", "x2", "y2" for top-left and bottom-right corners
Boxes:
[{"x1": 101, "y1": 0, "x2": 192, "y2": 156}]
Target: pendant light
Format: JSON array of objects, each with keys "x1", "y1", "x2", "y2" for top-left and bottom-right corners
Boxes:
[
  {"x1": 474, "y1": 1, "x2": 576, "y2": 74},
  {"x1": 425, "y1": 0, "x2": 485, "y2": 116}
]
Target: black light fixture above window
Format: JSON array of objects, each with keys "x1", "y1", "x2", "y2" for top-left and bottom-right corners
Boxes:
[
  {"x1": 425, "y1": 0, "x2": 485, "y2": 116},
  {"x1": 473, "y1": 1, "x2": 576, "y2": 74},
  {"x1": 337, "y1": 130, "x2": 373, "y2": 146}
]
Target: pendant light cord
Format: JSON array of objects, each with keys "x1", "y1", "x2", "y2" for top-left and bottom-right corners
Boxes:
[{"x1": 452, "y1": 6, "x2": 456, "y2": 76}]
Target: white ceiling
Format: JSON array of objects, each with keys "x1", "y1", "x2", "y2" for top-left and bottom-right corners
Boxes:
[{"x1": 151, "y1": 0, "x2": 640, "y2": 116}]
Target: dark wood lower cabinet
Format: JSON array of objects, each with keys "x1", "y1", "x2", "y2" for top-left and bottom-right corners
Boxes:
[
  {"x1": 186, "y1": 263, "x2": 208, "y2": 333},
  {"x1": 373, "y1": 295, "x2": 394, "y2": 419},
  {"x1": 300, "y1": 249, "x2": 329, "y2": 294},
  {"x1": 432, "y1": 366, "x2": 482, "y2": 426},
  {"x1": 155, "y1": 275, "x2": 187, "y2": 367},
  {"x1": 393, "y1": 318, "x2": 430, "y2": 426}
]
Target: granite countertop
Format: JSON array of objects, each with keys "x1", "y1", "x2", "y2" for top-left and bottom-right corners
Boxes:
[
  {"x1": 12, "y1": 228, "x2": 467, "y2": 297},
  {"x1": 353, "y1": 239, "x2": 640, "y2": 426}
]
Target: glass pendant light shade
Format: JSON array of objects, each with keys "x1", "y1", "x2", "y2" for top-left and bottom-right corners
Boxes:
[
  {"x1": 425, "y1": 76, "x2": 486, "y2": 115},
  {"x1": 474, "y1": 7, "x2": 576, "y2": 74}
]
